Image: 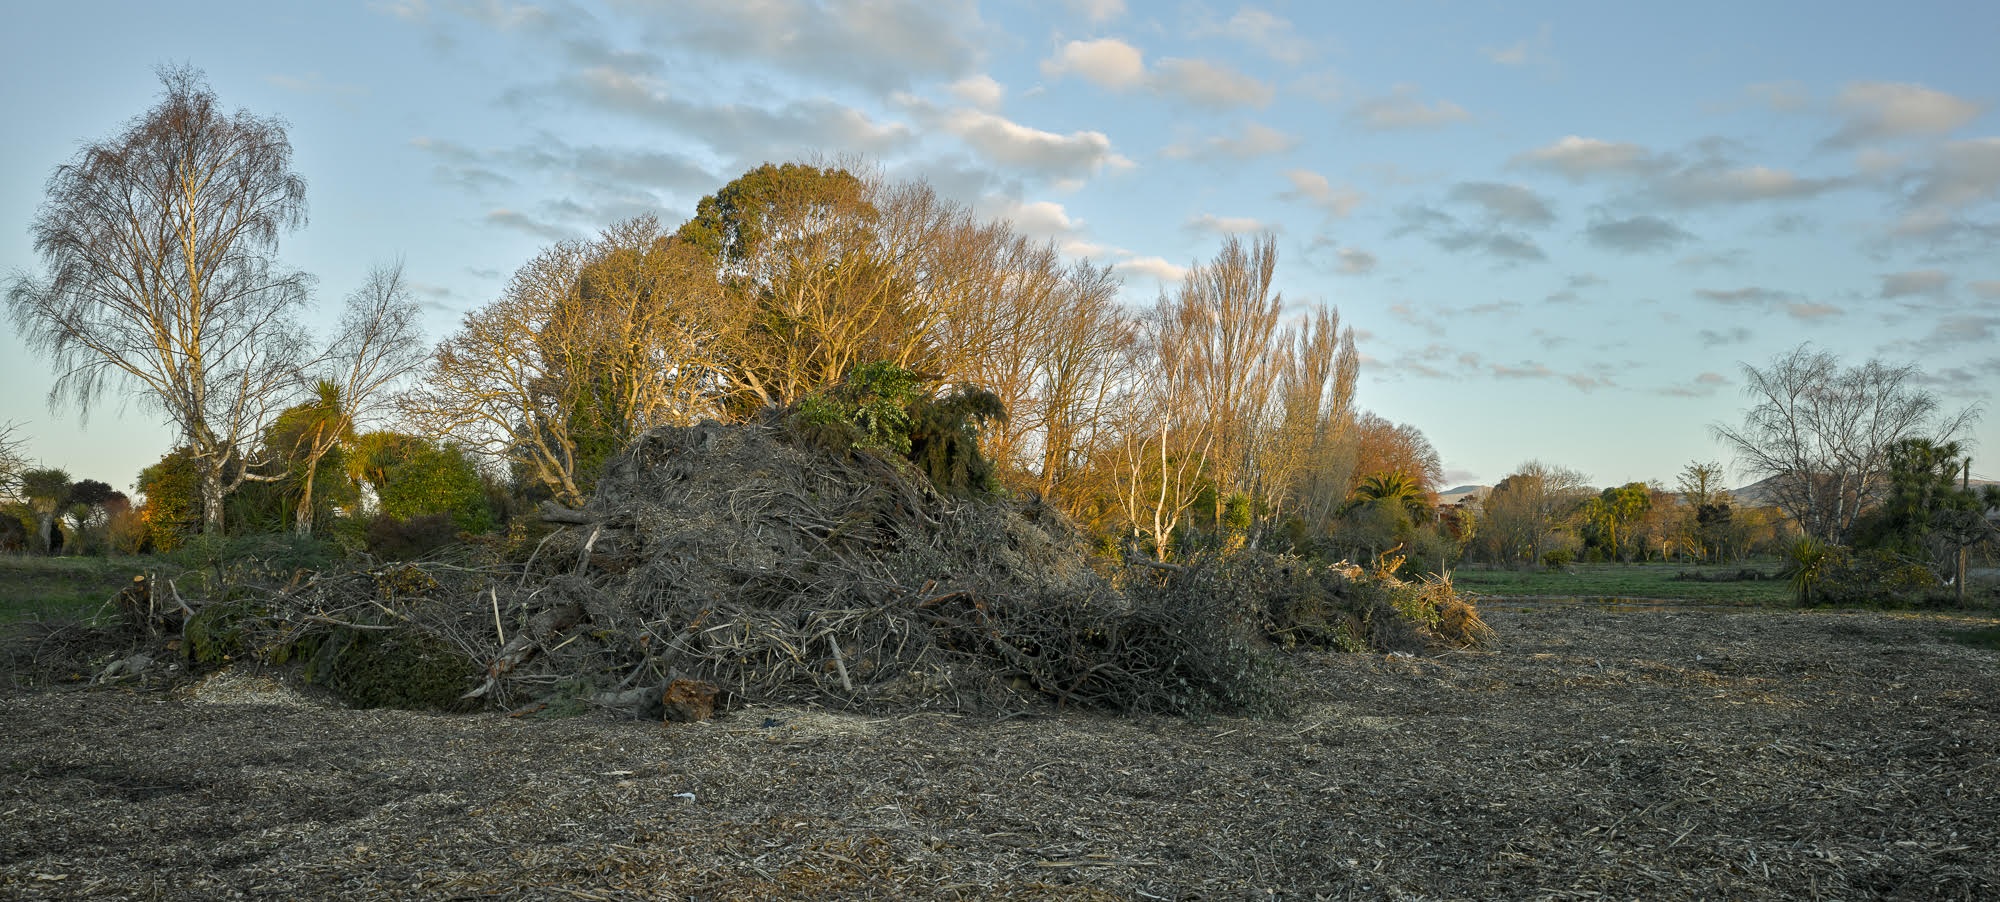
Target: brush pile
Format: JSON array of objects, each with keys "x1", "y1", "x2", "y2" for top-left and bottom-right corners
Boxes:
[{"x1": 162, "y1": 415, "x2": 1493, "y2": 718}]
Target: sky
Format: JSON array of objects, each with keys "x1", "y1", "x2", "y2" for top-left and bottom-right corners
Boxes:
[{"x1": 3, "y1": 0, "x2": 1998, "y2": 495}]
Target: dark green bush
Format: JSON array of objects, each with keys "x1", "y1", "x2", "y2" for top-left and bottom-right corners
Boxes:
[{"x1": 365, "y1": 513, "x2": 460, "y2": 561}]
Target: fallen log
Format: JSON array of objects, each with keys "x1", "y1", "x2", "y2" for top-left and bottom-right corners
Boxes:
[{"x1": 539, "y1": 500, "x2": 593, "y2": 524}]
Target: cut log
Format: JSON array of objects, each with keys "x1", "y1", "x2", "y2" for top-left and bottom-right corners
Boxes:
[{"x1": 539, "y1": 500, "x2": 593, "y2": 524}]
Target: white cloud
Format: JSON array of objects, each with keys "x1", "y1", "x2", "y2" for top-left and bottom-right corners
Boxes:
[
  {"x1": 1163, "y1": 121, "x2": 1296, "y2": 160},
  {"x1": 1063, "y1": 0, "x2": 1124, "y2": 23},
  {"x1": 1906, "y1": 137, "x2": 2000, "y2": 210},
  {"x1": 1650, "y1": 165, "x2": 1846, "y2": 208},
  {"x1": 1281, "y1": 169, "x2": 1363, "y2": 217},
  {"x1": 369, "y1": 0, "x2": 428, "y2": 22},
  {"x1": 947, "y1": 74, "x2": 1005, "y2": 110},
  {"x1": 1972, "y1": 280, "x2": 2000, "y2": 299},
  {"x1": 1187, "y1": 213, "x2": 1268, "y2": 234},
  {"x1": 1695, "y1": 286, "x2": 1798, "y2": 307},
  {"x1": 1893, "y1": 137, "x2": 2000, "y2": 243},
  {"x1": 1150, "y1": 57, "x2": 1275, "y2": 109},
  {"x1": 989, "y1": 198, "x2": 1080, "y2": 237},
  {"x1": 1350, "y1": 85, "x2": 1470, "y2": 131},
  {"x1": 1658, "y1": 371, "x2": 1730, "y2": 398},
  {"x1": 1827, "y1": 81, "x2": 1985, "y2": 147},
  {"x1": 1513, "y1": 136, "x2": 1662, "y2": 179},
  {"x1": 1117, "y1": 256, "x2": 1188, "y2": 282},
  {"x1": 1041, "y1": 38, "x2": 1146, "y2": 90},
  {"x1": 1786, "y1": 302, "x2": 1843, "y2": 320},
  {"x1": 1198, "y1": 8, "x2": 1310, "y2": 64},
  {"x1": 941, "y1": 108, "x2": 1132, "y2": 177}
]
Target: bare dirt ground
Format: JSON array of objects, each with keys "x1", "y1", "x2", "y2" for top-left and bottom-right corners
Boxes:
[{"x1": 2, "y1": 604, "x2": 1995, "y2": 901}]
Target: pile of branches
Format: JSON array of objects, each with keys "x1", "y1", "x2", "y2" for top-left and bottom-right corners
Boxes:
[{"x1": 157, "y1": 415, "x2": 1495, "y2": 718}]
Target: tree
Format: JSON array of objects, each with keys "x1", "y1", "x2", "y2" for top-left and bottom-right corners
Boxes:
[
  {"x1": 1349, "y1": 412, "x2": 1445, "y2": 500},
  {"x1": 1163, "y1": 235, "x2": 1286, "y2": 526},
  {"x1": 0, "y1": 422, "x2": 27, "y2": 499},
  {"x1": 1257, "y1": 307, "x2": 1360, "y2": 537},
  {"x1": 679, "y1": 162, "x2": 940, "y2": 409},
  {"x1": 1712, "y1": 345, "x2": 1975, "y2": 542},
  {"x1": 1114, "y1": 296, "x2": 1219, "y2": 560},
  {"x1": 62, "y1": 479, "x2": 122, "y2": 555},
  {"x1": 279, "y1": 262, "x2": 428, "y2": 535},
  {"x1": 1584, "y1": 482, "x2": 1652, "y2": 562},
  {"x1": 6, "y1": 66, "x2": 311, "y2": 535},
  {"x1": 370, "y1": 437, "x2": 494, "y2": 535},
  {"x1": 405, "y1": 216, "x2": 737, "y2": 505},
  {"x1": 1478, "y1": 461, "x2": 1591, "y2": 568},
  {"x1": 136, "y1": 449, "x2": 202, "y2": 552},
  {"x1": 1863, "y1": 438, "x2": 1967, "y2": 555},
  {"x1": 20, "y1": 468, "x2": 72, "y2": 554}
]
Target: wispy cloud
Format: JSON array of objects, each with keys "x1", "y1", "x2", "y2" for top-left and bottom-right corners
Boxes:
[
  {"x1": 1350, "y1": 84, "x2": 1470, "y2": 131},
  {"x1": 1825, "y1": 81, "x2": 1985, "y2": 148},
  {"x1": 1586, "y1": 215, "x2": 1694, "y2": 253},
  {"x1": 1163, "y1": 121, "x2": 1297, "y2": 160},
  {"x1": 1280, "y1": 169, "x2": 1363, "y2": 217}
]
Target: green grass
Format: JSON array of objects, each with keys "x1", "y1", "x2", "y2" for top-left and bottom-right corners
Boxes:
[
  {"x1": 1448, "y1": 562, "x2": 1793, "y2": 605},
  {"x1": 0, "y1": 555, "x2": 149, "y2": 624}
]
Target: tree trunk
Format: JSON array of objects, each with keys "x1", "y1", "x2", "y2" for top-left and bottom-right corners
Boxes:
[
  {"x1": 201, "y1": 465, "x2": 226, "y2": 535},
  {"x1": 294, "y1": 459, "x2": 317, "y2": 537}
]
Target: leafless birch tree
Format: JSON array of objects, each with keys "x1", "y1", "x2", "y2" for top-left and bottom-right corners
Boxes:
[
  {"x1": 1711, "y1": 344, "x2": 1975, "y2": 542},
  {"x1": 6, "y1": 65, "x2": 310, "y2": 534}
]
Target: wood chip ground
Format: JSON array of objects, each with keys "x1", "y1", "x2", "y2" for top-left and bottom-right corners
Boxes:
[{"x1": 2, "y1": 604, "x2": 1995, "y2": 900}]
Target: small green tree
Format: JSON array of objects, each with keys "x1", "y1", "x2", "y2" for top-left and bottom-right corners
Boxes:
[
  {"x1": 374, "y1": 440, "x2": 494, "y2": 535},
  {"x1": 790, "y1": 362, "x2": 1009, "y2": 499},
  {"x1": 1781, "y1": 535, "x2": 1841, "y2": 605},
  {"x1": 137, "y1": 449, "x2": 203, "y2": 552},
  {"x1": 1584, "y1": 482, "x2": 1651, "y2": 562}
]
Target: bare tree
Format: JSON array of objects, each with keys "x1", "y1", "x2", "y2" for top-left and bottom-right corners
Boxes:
[
  {"x1": 1712, "y1": 344, "x2": 1976, "y2": 542},
  {"x1": 6, "y1": 66, "x2": 310, "y2": 534},
  {"x1": 1257, "y1": 306, "x2": 1359, "y2": 532},
  {"x1": 1478, "y1": 460, "x2": 1592, "y2": 567},
  {"x1": 1161, "y1": 234, "x2": 1286, "y2": 524},
  {"x1": 276, "y1": 262, "x2": 428, "y2": 535},
  {"x1": 404, "y1": 216, "x2": 738, "y2": 505},
  {"x1": 0, "y1": 422, "x2": 28, "y2": 500},
  {"x1": 1115, "y1": 292, "x2": 1220, "y2": 560}
]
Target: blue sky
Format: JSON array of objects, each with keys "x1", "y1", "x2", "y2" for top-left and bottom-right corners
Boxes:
[{"x1": 3, "y1": 0, "x2": 1997, "y2": 493}]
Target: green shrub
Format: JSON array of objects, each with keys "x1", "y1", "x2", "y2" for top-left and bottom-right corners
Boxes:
[
  {"x1": 365, "y1": 513, "x2": 461, "y2": 561},
  {"x1": 302, "y1": 626, "x2": 477, "y2": 711}
]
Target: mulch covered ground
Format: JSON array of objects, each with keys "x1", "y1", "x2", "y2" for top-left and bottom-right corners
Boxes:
[{"x1": 2, "y1": 604, "x2": 1995, "y2": 900}]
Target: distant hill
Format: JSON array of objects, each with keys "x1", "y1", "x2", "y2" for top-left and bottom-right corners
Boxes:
[
  {"x1": 1728, "y1": 474, "x2": 1997, "y2": 509},
  {"x1": 1437, "y1": 485, "x2": 1490, "y2": 506}
]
